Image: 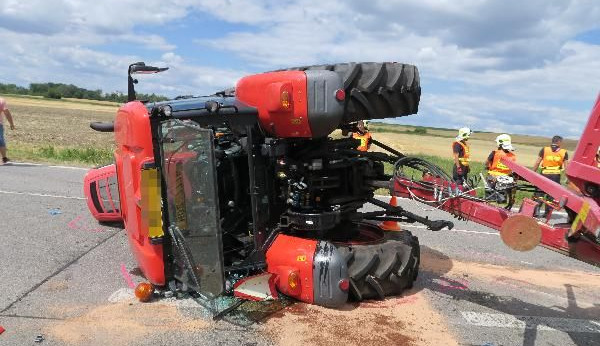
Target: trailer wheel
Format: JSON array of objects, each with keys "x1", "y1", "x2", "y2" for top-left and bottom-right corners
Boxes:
[
  {"x1": 280, "y1": 62, "x2": 421, "y2": 122},
  {"x1": 336, "y1": 230, "x2": 420, "y2": 301}
]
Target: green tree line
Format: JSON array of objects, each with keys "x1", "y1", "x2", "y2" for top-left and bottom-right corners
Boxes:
[{"x1": 0, "y1": 82, "x2": 168, "y2": 103}]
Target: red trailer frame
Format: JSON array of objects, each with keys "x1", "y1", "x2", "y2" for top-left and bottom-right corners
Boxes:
[{"x1": 394, "y1": 95, "x2": 600, "y2": 267}]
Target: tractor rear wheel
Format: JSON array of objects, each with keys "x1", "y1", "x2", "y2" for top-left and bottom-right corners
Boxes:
[
  {"x1": 336, "y1": 229, "x2": 420, "y2": 301},
  {"x1": 280, "y1": 62, "x2": 421, "y2": 122}
]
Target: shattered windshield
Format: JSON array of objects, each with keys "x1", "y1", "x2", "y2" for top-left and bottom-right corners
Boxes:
[{"x1": 160, "y1": 119, "x2": 225, "y2": 306}]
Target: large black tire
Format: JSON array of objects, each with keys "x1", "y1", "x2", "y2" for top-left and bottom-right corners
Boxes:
[
  {"x1": 280, "y1": 62, "x2": 421, "y2": 123},
  {"x1": 336, "y1": 230, "x2": 420, "y2": 301}
]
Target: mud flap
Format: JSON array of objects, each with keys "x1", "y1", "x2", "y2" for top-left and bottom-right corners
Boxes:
[{"x1": 159, "y1": 120, "x2": 225, "y2": 313}]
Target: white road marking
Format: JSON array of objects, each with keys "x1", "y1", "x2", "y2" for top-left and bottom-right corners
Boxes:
[
  {"x1": 403, "y1": 224, "x2": 499, "y2": 236},
  {"x1": 449, "y1": 229, "x2": 499, "y2": 236},
  {"x1": 0, "y1": 190, "x2": 86, "y2": 200},
  {"x1": 7, "y1": 162, "x2": 89, "y2": 171},
  {"x1": 460, "y1": 311, "x2": 600, "y2": 333}
]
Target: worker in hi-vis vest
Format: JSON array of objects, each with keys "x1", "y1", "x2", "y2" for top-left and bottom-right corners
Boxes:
[
  {"x1": 486, "y1": 134, "x2": 517, "y2": 208},
  {"x1": 452, "y1": 127, "x2": 471, "y2": 186},
  {"x1": 353, "y1": 120, "x2": 372, "y2": 152},
  {"x1": 532, "y1": 135, "x2": 569, "y2": 217}
]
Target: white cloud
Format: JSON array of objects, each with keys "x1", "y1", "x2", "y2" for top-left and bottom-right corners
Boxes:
[
  {"x1": 0, "y1": 0, "x2": 598, "y2": 138},
  {"x1": 133, "y1": 52, "x2": 247, "y2": 96},
  {"x1": 0, "y1": 0, "x2": 246, "y2": 95},
  {"x1": 191, "y1": 0, "x2": 600, "y2": 137},
  {"x1": 390, "y1": 93, "x2": 588, "y2": 139}
]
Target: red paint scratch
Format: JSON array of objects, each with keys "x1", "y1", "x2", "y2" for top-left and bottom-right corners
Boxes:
[
  {"x1": 120, "y1": 263, "x2": 136, "y2": 289},
  {"x1": 68, "y1": 215, "x2": 104, "y2": 233},
  {"x1": 434, "y1": 277, "x2": 469, "y2": 290}
]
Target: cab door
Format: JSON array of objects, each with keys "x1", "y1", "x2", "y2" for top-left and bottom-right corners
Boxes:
[{"x1": 159, "y1": 119, "x2": 225, "y2": 306}]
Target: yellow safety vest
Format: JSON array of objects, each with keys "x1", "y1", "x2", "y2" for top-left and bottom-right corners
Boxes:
[
  {"x1": 488, "y1": 150, "x2": 516, "y2": 176},
  {"x1": 353, "y1": 132, "x2": 372, "y2": 152},
  {"x1": 453, "y1": 141, "x2": 470, "y2": 166},
  {"x1": 541, "y1": 147, "x2": 566, "y2": 174}
]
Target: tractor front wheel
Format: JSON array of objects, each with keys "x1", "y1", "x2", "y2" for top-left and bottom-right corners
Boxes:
[{"x1": 336, "y1": 228, "x2": 420, "y2": 301}]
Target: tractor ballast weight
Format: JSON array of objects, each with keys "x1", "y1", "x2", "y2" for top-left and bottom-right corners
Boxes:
[{"x1": 85, "y1": 62, "x2": 427, "y2": 310}]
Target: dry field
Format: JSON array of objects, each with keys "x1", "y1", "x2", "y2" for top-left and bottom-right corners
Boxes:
[
  {"x1": 370, "y1": 123, "x2": 578, "y2": 152},
  {"x1": 4, "y1": 96, "x2": 117, "y2": 148},
  {"x1": 371, "y1": 132, "x2": 545, "y2": 166},
  {"x1": 0, "y1": 95, "x2": 578, "y2": 168},
  {"x1": 1, "y1": 95, "x2": 118, "y2": 164}
]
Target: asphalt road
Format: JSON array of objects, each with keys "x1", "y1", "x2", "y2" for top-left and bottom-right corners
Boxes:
[{"x1": 0, "y1": 162, "x2": 599, "y2": 346}]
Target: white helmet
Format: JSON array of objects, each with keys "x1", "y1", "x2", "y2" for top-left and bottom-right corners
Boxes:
[
  {"x1": 456, "y1": 127, "x2": 472, "y2": 140},
  {"x1": 496, "y1": 134, "x2": 514, "y2": 151}
]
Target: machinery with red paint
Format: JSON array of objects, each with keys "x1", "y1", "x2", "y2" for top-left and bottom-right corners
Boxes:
[
  {"x1": 393, "y1": 96, "x2": 600, "y2": 267},
  {"x1": 85, "y1": 60, "x2": 599, "y2": 318},
  {"x1": 85, "y1": 62, "x2": 425, "y2": 313}
]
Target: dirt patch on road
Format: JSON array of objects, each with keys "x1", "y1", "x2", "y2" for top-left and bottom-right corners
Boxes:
[
  {"x1": 421, "y1": 249, "x2": 600, "y2": 290},
  {"x1": 264, "y1": 293, "x2": 457, "y2": 346},
  {"x1": 49, "y1": 301, "x2": 210, "y2": 345}
]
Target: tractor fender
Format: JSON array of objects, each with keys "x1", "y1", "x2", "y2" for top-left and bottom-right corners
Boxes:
[
  {"x1": 312, "y1": 240, "x2": 349, "y2": 307},
  {"x1": 266, "y1": 234, "x2": 349, "y2": 307}
]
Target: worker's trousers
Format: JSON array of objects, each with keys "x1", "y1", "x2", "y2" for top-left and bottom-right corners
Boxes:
[{"x1": 533, "y1": 173, "x2": 561, "y2": 217}]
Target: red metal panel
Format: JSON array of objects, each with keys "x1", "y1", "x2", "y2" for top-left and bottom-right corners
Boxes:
[
  {"x1": 568, "y1": 161, "x2": 600, "y2": 186},
  {"x1": 393, "y1": 177, "x2": 600, "y2": 267},
  {"x1": 83, "y1": 164, "x2": 122, "y2": 222},
  {"x1": 236, "y1": 71, "x2": 311, "y2": 138},
  {"x1": 568, "y1": 94, "x2": 600, "y2": 186},
  {"x1": 537, "y1": 223, "x2": 600, "y2": 267},
  {"x1": 266, "y1": 234, "x2": 316, "y2": 304},
  {"x1": 566, "y1": 93, "x2": 600, "y2": 207},
  {"x1": 501, "y1": 158, "x2": 600, "y2": 234},
  {"x1": 519, "y1": 198, "x2": 537, "y2": 217},
  {"x1": 114, "y1": 101, "x2": 165, "y2": 286}
]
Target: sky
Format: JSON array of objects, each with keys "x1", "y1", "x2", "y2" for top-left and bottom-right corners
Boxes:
[{"x1": 1, "y1": 0, "x2": 599, "y2": 138}]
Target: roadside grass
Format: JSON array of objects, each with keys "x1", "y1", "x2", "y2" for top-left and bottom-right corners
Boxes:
[
  {"x1": 9, "y1": 144, "x2": 113, "y2": 167},
  {"x1": 37, "y1": 146, "x2": 113, "y2": 165}
]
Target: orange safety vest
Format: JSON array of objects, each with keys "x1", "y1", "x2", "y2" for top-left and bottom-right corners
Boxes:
[
  {"x1": 488, "y1": 150, "x2": 516, "y2": 176},
  {"x1": 453, "y1": 141, "x2": 470, "y2": 166},
  {"x1": 541, "y1": 146, "x2": 566, "y2": 174},
  {"x1": 353, "y1": 132, "x2": 372, "y2": 151}
]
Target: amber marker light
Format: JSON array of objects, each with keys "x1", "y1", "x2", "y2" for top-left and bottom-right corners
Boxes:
[
  {"x1": 281, "y1": 90, "x2": 291, "y2": 109},
  {"x1": 135, "y1": 282, "x2": 154, "y2": 302},
  {"x1": 288, "y1": 271, "x2": 300, "y2": 290}
]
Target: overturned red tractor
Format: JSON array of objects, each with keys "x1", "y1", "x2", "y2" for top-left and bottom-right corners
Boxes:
[
  {"x1": 85, "y1": 61, "x2": 600, "y2": 315},
  {"x1": 86, "y1": 62, "x2": 441, "y2": 312}
]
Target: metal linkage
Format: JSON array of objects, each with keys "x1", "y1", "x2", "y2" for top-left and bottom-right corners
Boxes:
[{"x1": 367, "y1": 197, "x2": 454, "y2": 231}]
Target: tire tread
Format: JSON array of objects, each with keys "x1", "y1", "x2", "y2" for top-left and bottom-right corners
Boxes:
[{"x1": 338, "y1": 230, "x2": 420, "y2": 301}]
